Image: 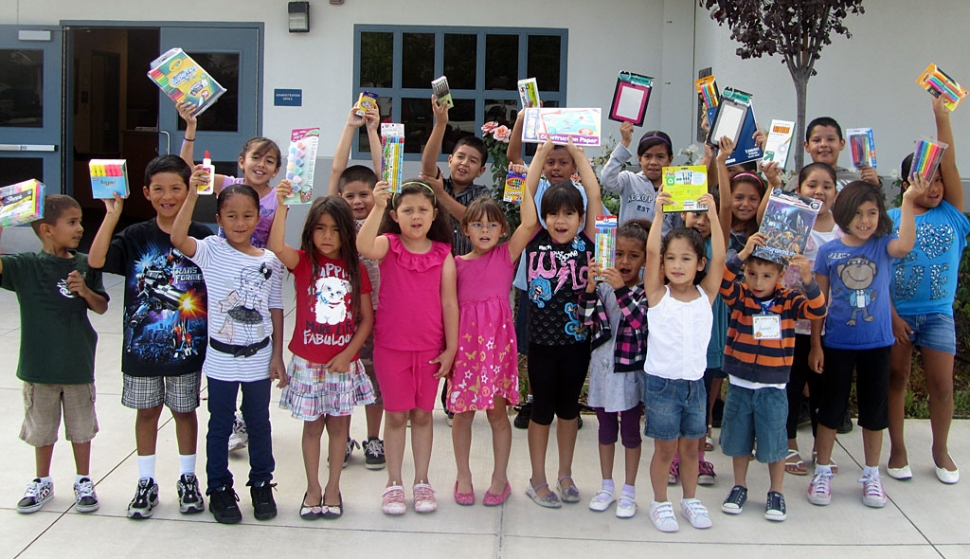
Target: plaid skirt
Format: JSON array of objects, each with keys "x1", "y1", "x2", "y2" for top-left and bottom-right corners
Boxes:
[{"x1": 279, "y1": 355, "x2": 376, "y2": 420}]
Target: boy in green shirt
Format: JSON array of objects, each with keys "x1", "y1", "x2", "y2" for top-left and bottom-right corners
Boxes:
[{"x1": 1, "y1": 195, "x2": 109, "y2": 514}]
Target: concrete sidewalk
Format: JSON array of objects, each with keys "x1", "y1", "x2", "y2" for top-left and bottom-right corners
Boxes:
[{"x1": 1, "y1": 276, "x2": 969, "y2": 559}]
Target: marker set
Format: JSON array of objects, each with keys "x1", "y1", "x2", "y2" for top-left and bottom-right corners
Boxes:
[
  {"x1": 89, "y1": 159, "x2": 130, "y2": 199},
  {"x1": 0, "y1": 179, "x2": 45, "y2": 227},
  {"x1": 846, "y1": 128, "x2": 877, "y2": 171},
  {"x1": 148, "y1": 48, "x2": 225, "y2": 117},
  {"x1": 695, "y1": 75, "x2": 720, "y2": 110},
  {"x1": 910, "y1": 138, "x2": 948, "y2": 182},
  {"x1": 594, "y1": 216, "x2": 617, "y2": 278},
  {"x1": 381, "y1": 123, "x2": 405, "y2": 193},
  {"x1": 917, "y1": 63, "x2": 967, "y2": 112}
]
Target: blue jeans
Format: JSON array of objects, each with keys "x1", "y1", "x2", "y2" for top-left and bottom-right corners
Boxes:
[
  {"x1": 206, "y1": 377, "x2": 274, "y2": 492},
  {"x1": 643, "y1": 375, "x2": 707, "y2": 441}
]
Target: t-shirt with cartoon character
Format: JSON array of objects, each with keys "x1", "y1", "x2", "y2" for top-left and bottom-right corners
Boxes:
[
  {"x1": 189, "y1": 236, "x2": 284, "y2": 382},
  {"x1": 287, "y1": 250, "x2": 372, "y2": 363},
  {"x1": 814, "y1": 234, "x2": 896, "y2": 350},
  {"x1": 0, "y1": 250, "x2": 108, "y2": 384},
  {"x1": 888, "y1": 201, "x2": 970, "y2": 317},
  {"x1": 525, "y1": 229, "x2": 592, "y2": 346},
  {"x1": 97, "y1": 220, "x2": 212, "y2": 377}
]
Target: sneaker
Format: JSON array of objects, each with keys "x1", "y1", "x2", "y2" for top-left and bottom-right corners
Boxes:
[
  {"x1": 698, "y1": 460, "x2": 716, "y2": 486},
  {"x1": 807, "y1": 470, "x2": 833, "y2": 506},
  {"x1": 17, "y1": 478, "x2": 54, "y2": 514},
  {"x1": 668, "y1": 461, "x2": 680, "y2": 485},
  {"x1": 127, "y1": 478, "x2": 159, "y2": 519},
  {"x1": 344, "y1": 438, "x2": 360, "y2": 468},
  {"x1": 765, "y1": 491, "x2": 787, "y2": 521},
  {"x1": 177, "y1": 474, "x2": 205, "y2": 514},
  {"x1": 73, "y1": 477, "x2": 99, "y2": 513},
  {"x1": 577, "y1": 415, "x2": 584, "y2": 430},
  {"x1": 721, "y1": 485, "x2": 747, "y2": 515},
  {"x1": 616, "y1": 495, "x2": 637, "y2": 519},
  {"x1": 208, "y1": 485, "x2": 242, "y2": 524},
  {"x1": 860, "y1": 474, "x2": 887, "y2": 508},
  {"x1": 513, "y1": 401, "x2": 532, "y2": 429},
  {"x1": 680, "y1": 498, "x2": 712, "y2": 529},
  {"x1": 364, "y1": 438, "x2": 386, "y2": 470},
  {"x1": 228, "y1": 412, "x2": 248, "y2": 452},
  {"x1": 250, "y1": 481, "x2": 278, "y2": 520},
  {"x1": 649, "y1": 501, "x2": 679, "y2": 532},
  {"x1": 382, "y1": 485, "x2": 406, "y2": 516},
  {"x1": 413, "y1": 483, "x2": 437, "y2": 513}
]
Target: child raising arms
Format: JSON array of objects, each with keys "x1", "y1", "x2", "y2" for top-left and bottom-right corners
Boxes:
[
  {"x1": 171, "y1": 179, "x2": 286, "y2": 524},
  {"x1": 450, "y1": 196, "x2": 534, "y2": 506},
  {"x1": 357, "y1": 180, "x2": 459, "y2": 515},
  {"x1": 581, "y1": 219, "x2": 650, "y2": 518},
  {"x1": 269, "y1": 188, "x2": 375, "y2": 518},
  {"x1": 643, "y1": 191, "x2": 724, "y2": 532}
]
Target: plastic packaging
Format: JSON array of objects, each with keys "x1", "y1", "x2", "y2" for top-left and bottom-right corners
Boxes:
[
  {"x1": 284, "y1": 129, "x2": 320, "y2": 205},
  {"x1": 381, "y1": 123, "x2": 405, "y2": 192},
  {"x1": 910, "y1": 138, "x2": 949, "y2": 182}
]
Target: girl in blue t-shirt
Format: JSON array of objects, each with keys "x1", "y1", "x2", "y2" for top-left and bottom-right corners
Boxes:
[
  {"x1": 809, "y1": 178, "x2": 926, "y2": 510},
  {"x1": 886, "y1": 96, "x2": 970, "y2": 485}
]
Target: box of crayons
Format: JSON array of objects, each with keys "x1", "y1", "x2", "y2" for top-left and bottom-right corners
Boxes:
[
  {"x1": 594, "y1": 215, "x2": 617, "y2": 279},
  {"x1": 910, "y1": 138, "x2": 948, "y2": 182},
  {"x1": 89, "y1": 159, "x2": 129, "y2": 199},
  {"x1": 0, "y1": 179, "x2": 45, "y2": 227},
  {"x1": 917, "y1": 63, "x2": 967, "y2": 112},
  {"x1": 846, "y1": 128, "x2": 876, "y2": 171},
  {"x1": 148, "y1": 48, "x2": 226, "y2": 117}
]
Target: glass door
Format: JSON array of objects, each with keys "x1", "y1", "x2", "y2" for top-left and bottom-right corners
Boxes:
[{"x1": 0, "y1": 26, "x2": 62, "y2": 193}]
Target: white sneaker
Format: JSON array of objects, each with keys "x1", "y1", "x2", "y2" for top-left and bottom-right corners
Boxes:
[
  {"x1": 228, "y1": 412, "x2": 248, "y2": 452},
  {"x1": 17, "y1": 478, "x2": 54, "y2": 514},
  {"x1": 808, "y1": 470, "x2": 833, "y2": 506},
  {"x1": 73, "y1": 477, "x2": 100, "y2": 513},
  {"x1": 860, "y1": 474, "x2": 887, "y2": 508},
  {"x1": 649, "y1": 501, "x2": 679, "y2": 532},
  {"x1": 616, "y1": 495, "x2": 637, "y2": 519},
  {"x1": 680, "y1": 498, "x2": 712, "y2": 529},
  {"x1": 588, "y1": 489, "x2": 615, "y2": 512}
]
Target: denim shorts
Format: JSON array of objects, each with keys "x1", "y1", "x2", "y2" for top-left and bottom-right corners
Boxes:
[
  {"x1": 899, "y1": 313, "x2": 956, "y2": 355},
  {"x1": 719, "y1": 384, "x2": 788, "y2": 464},
  {"x1": 643, "y1": 375, "x2": 707, "y2": 441}
]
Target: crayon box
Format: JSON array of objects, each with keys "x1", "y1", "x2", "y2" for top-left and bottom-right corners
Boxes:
[{"x1": 148, "y1": 48, "x2": 226, "y2": 116}]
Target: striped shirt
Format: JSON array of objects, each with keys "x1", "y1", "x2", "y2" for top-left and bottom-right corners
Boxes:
[
  {"x1": 190, "y1": 236, "x2": 284, "y2": 382},
  {"x1": 719, "y1": 263, "x2": 827, "y2": 385},
  {"x1": 443, "y1": 178, "x2": 490, "y2": 256}
]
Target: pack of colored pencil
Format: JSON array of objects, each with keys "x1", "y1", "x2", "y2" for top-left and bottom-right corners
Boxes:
[
  {"x1": 917, "y1": 63, "x2": 967, "y2": 112},
  {"x1": 910, "y1": 138, "x2": 948, "y2": 182},
  {"x1": 381, "y1": 123, "x2": 405, "y2": 193},
  {"x1": 89, "y1": 159, "x2": 129, "y2": 199},
  {"x1": 594, "y1": 215, "x2": 617, "y2": 278},
  {"x1": 846, "y1": 128, "x2": 877, "y2": 170},
  {"x1": 695, "y1": 75, "x2": 719, "y2": 110}
]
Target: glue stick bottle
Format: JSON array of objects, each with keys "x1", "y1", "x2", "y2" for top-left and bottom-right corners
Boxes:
[{"x1": 199, "y1": 151, "x2": 215, "y2": 195}]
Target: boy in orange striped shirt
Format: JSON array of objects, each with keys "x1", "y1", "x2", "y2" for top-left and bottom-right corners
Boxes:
[{"x1": 717, "y1": 232, "x2": 827, "y2": 522}]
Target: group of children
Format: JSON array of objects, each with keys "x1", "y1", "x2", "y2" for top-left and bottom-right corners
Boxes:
[{"x1": 4, "y1": 88, "x2": 964, "y2": 534}]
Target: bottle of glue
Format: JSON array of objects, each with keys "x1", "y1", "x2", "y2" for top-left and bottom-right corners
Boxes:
[{"x1": 199, "y1": 151, "x2": 215, "y2": 195}]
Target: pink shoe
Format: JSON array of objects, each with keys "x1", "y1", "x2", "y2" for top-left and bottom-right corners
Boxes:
[
  {"x1": 381, "y1": 485, "x2": 406, "y2": 516},
  {"x1": 454, "y1": 481, "x2": 475, "y2": 506},
  {"x1": 483, "y1": 482, "x2": 512, "y2": 506},
  {"x1": 413, "y1": 483, "x2": 437, "y2": 513}
]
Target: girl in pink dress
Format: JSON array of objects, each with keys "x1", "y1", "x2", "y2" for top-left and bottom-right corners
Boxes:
[
  {"x1": 357, "y1": 180, "x2": 459, "y2": 516},
  {"x1": 449, "y1": 194, "x2": 535, "y2": 507}
]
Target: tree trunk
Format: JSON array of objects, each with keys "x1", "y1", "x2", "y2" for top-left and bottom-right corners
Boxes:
[{"x1": 793, "y1": 73, "x2": 809, "y2": 174}]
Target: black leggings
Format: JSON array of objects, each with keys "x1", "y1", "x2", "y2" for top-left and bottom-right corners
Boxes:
[
  {"x1": 786, "y1": 334, "x2": 823, "y2": 440},
  {"x1": 527, "y1": 341, "x2": 591, "y2": 425}
]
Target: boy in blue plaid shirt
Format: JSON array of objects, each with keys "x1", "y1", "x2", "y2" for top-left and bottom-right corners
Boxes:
[{"x1": 579, "y1": 219, "x2": 650, "y2": 518}]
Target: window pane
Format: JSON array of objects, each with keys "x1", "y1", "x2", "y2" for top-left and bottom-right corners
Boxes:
[
  {"x1": 443, "y1": 99, "x2": 476, "y2": 155},
  {"x1": 484, "y1": 99, "x2": 516, "y2": 128},
  {"x1": 0, "y1": 50, "x2": 43, "y2": 128},
  {"x1": 485, "y1": 35, "x2": 517, "y2": 91},
  {"x1": 360, "y1": 32, "x2": 393, "y2": 88},
  {"x1": 0, "y1": 156, "x2": 43, "y2": 186},
  {"x1": 444, "y1": 34, "x2": 476, "y2": 90},
  {"x1": 401, "y1": 97, "x2": 434, "y2": 154},
  {"x1": 358, "y1": 96, "x2": 393, "y2": 153},
  {"x1": 527, "y1": 35, "x2": 561, "y2": 92},
  {"x1": 177, "y1": 52, "x2": 239, "y2": 132},
  {"x1": 402, "y1": 33, "x2": 434, "y2": 89}
]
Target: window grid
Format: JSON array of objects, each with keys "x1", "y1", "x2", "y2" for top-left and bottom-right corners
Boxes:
[{"x1": 353, "y1": 25, "x2": 568, "y2": 161}]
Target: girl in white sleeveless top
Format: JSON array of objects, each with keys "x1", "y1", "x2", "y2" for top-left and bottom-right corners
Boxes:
[{"x1": 643, "y1": 191, "x2": 725, "y2": 533}]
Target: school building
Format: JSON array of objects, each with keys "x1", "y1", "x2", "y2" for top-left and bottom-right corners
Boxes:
[{"x1": 1, "y1": 0, "x2": 968, "y2": 250}]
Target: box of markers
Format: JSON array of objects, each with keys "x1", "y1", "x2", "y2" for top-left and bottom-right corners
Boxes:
[
  {"x1": 846, "y1": 128, "x2": 877, "y2": 171},
  {"x1": 594, "y1": 215, "x2": 618, "y2": 278},
  {"x1": 0, "y1": 179, "x2": 44, "y2": 227},
  {"x1": 381, "y1": 123, "x2": 405, "y2": 193},
  {"x1": 89, "y1": 159, "x2": 129, "y2": 199},
  {"x1": 148, "y1": 48, "x2": 226, "y2": 116}
]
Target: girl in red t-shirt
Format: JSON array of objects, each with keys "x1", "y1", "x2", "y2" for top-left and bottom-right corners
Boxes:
[{"x1": 269, "y1": 185, "x2": 374, "y2": 520}]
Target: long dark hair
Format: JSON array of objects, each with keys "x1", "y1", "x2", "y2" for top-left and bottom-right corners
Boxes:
[
  {"x1": 661, "y1": 227, "x2": 708, "y2": 285},
  {"x1": 378, "y1": 179, "x2": 453, "y2": 245},
  {"x1": 301, "y1": 196, "x2": 362, "y2": 319}
]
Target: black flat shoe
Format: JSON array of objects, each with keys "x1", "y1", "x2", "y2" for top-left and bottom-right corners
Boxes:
[{"x1": 321, "y1": 492, "x2": 343, "y2": 519}]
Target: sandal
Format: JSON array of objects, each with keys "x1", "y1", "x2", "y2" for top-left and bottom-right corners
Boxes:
[
  {"x1": 526, "y1": 480, "x2": 561, "y2": 509},
  {"x1": 321, "y1": 492, "x2": 343, "y2": 519},
  {"x1": 300, "y1": 492, "x2": 323, "y2": 520},
  {"x1": 557, "y1": 476, "x2": 580, "y2": 503},
  {"x1": 704, "y1": 426, "x2": 715, "y2": 452},
  {"x1": 784, "y1": 449, "x2": 808, "y2": 476}
]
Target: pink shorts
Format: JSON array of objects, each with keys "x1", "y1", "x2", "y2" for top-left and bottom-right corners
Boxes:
[{"x1": 373, "y1": 346, "x2": 442, "y2": 413}]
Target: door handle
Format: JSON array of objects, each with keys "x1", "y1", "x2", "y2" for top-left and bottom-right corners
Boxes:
[
  {"x1": 0, "y1": 144, "x2": 58, "y2": 152},
  {"x1": 159, "y1": 131, "x2": 171, "y2": 155}
]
